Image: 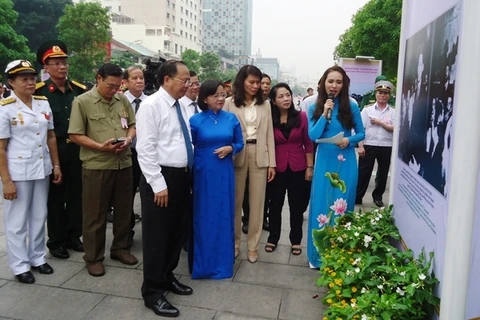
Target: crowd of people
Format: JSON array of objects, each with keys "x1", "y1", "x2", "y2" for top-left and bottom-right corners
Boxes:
[{"x1": 0, "y1": 39, "x2": 397, "y2": 318}]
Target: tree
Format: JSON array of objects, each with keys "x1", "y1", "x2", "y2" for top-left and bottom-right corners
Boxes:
[
  {"x1": 199, "y1": 52, "x2": 221, "y2": 81},
  {"x1": 13, "y1": 0, "x2": 73, "y2": 53},
  {"x1": 0, "y1": 0, "x2": 35, "y2": 80},
  {"x1": 110, "y1": 52, "x2": 139, "y2": 69},
  {"x1": 181, "y1": 49, "x2": 201, "y2": 74},
  {"x1": 57, "y1": 2, "x2": 111, "y2": 82},
  {"x1": 219, "y1": 68, "x2": 237, "y2": 82},
  {"x1": 334, "y1": 0, "x2": 402, "y2": 80}
]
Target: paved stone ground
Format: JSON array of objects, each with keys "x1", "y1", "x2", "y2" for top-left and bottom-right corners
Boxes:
[{"x1": 0, "y1": 174, "x2": 388, "y2": 320}]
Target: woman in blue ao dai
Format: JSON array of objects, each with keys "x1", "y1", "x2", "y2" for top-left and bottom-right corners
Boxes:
[
  {"x1": 189, "y1": 80, "x2": 244, "y2": 279},
  {"x1": 306, "y1": 66, "x2": 365, "y2": 268}
]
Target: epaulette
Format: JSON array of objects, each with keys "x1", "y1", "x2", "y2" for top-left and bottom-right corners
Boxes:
[
  {"x1": 35, "y1": 81, "x2": 46, "y2": 90},
  {"x1": 0, "y1": 97, "x2": 16, "y2": 106},
  {"x1": 71, "y1": 80, "x2": 87, "y2": 90},
  {"x1": 32, "y1": 95, "x2": 48, "y2": 100}
]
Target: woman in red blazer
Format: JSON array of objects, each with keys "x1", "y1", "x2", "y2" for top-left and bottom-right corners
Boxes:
[{"x1": 265, "y1": 83, "x2": 314, "y2": 255}]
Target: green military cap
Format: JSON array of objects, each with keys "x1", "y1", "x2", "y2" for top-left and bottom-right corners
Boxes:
[{"x1": 37, "y1": 40, "x2": 69, "y2": 65}]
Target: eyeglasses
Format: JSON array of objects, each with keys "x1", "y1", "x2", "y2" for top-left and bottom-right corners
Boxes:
[
  {"x1": 171, "y1": 77, "x2": 192, "y2": 87},
  {"x1": 191, "y1": 82, "x2": 201, "y2": 88},
  {"x1": 212, "y1": 93, "x2": 228, "y2": 100},
  {"x1": 47, "y1": 62, "x2": 69, "y2": 67},
  {"x1": 104, "y1": 82, "x2": 121, "y2": 91}
]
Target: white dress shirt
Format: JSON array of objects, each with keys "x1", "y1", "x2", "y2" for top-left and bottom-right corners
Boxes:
[
  {"x1": 0, "y1": 92, "x2": 54, "y2": 181},
  {"x1": 361, "y1": 103, "x2": 395, "y2": 147},
  {"x1": 135, "y1": 87, "x2": 192, "y2": 193},
  {"x1": 244, "y1": 99, "x2": 257, "y2": 140},
  {"x1": 300, "y1": 93, "x2": 318, "y2": 112},
  {"x1": 123, "y1": 90, "x2": 148, "y2": 148},
  {"x1": 179, "y1": 95, "x2": 200, "y2": 119}
]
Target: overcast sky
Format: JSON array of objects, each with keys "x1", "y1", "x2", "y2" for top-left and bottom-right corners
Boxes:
[{"x1": 251, "y1": 0, "x2": 369, "y2": 83}]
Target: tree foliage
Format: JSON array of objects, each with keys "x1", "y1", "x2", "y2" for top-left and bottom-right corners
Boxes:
[
  {"x1": 181, "y1": 49, "x2": 201, "y2": 74},
  {"x1": 13, "y1": 0, "x2": 72, "y2": 53},
  {"x1": 0, "y1": 0, "x2": 35, "y2": 80},
  {"x1": 57, "y1": 2, "x2": 111, "y2": 82},
  {"x1": 110, "y1": 52, "x2": 140, "y2": 69},
  {"x1": 334, "y1": 0, "x2": 402, "y2": 79},
  {"x1": 199, "y1": 52, "x2": 221, "y2": 82}
]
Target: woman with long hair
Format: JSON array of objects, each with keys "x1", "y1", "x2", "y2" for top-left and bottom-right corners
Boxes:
[
  {"x1": 224, "y1": 65, "x2": 276, "y2": 263},
  {"x1": 265, "y1": 83, "x2": 313, "y2": 255},
  {"x1": 306, "y1": 66, "x2": 365, "y2": 268}
]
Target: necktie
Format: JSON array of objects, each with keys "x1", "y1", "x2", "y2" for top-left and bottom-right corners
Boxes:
[
  {"x1": 192, "y1": 101, "x2": 199, "y2": 114},
  {"x1": 134, "y1": 98, "x2": 141, "y2": 113},
  {"x1": 175, "y1": 100, "x2": 194, "y2": 169}
]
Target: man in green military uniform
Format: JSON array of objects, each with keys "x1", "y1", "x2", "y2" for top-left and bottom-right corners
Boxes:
[
  {"x1": 360, "y1": 75, "x2": 395, "y2": 110},
  {"x1": 35, "y1": 40, "x2": 86, "y2": 259}
]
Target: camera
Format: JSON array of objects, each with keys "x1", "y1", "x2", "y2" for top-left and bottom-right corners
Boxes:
[{"x1": 143, "y1": 58, "x2": 166, "y2": 95}]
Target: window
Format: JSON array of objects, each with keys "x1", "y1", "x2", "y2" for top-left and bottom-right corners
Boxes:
[
  {"x1": 181, "y1": 6, "x2": 184, "y2": 13},
  {"x1": 146, "y1": 29, "x2": 155, "y2": 36},
  {"x1": 172, "y1": 15, "x2": 175, "y2": 21},
  {"x1": 175, "y1": 44, "x2": 178, "y2": 54},
  {"x1": 105, "y1": 6, "x2": 111, "y2": 11},
  {"x1": 180, "y1": 30, "x2": 183, "y2": 35},
  {"x1": 190, "y1": 34, "x2": 192, "y2": 40},
  {"x1": 194, "y1": 15, "x2": 196, "y2": 20},
  {"x1": 181, "y1": 45, "x2": 183, "y2": 53},
  {"x1": 181, "y1": 18, "x2": 183, "y2": 25},
  {"x1": 173, "y1": 3, "x2": 175, "y2": 9},
  {"x1": 190, "y1": 12, "x2": 192, "y2": 18},
  {"x1": 167, "y1": 0, "x2": 170, "y2": 6},
  {"x1": 167, "y1": 12, "x2": 170, "y2": 19},
  {"x1": 190, "y1": 23, "x2": 192, "y2": 29},
  {"x1": 157, "y1": 29, "x2": 163, "y2": 35},
  {"x1": 194, "y1": 26, "x2": 196, "y2": 31},
  {"x1": 118, "y1": 6, "x2": 121, "y2": 12},
  {"x1": 186, "y1": 9, "x2": 189, "y2": 15},
  {"x1": 194, "y1": 36, "x2": 196, "y2": 42}
]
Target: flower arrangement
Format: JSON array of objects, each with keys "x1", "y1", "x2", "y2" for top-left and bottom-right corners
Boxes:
[
  {"x1": 310, "y1": 153, "x2": 439, "y2": 319},
  {"x1": 315, "y1": 206, "x2": 440, "y2": 320}
]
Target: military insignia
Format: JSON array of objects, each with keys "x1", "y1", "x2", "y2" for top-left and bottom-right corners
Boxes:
[
  {"x1": 18, "y1": 113, "x2": 24, "y2": 125},
  {"x1": 0, "y1": 97, "x2": 16, "y2": 106},
  {"x1": 42, "y1": 111, "x2": 51, "y2": 120},
  {"x1": 53, "y1": 46, "x2": 61, "y2": 52},
  {"x1": 71, "y1": 80, "x2": 87, "y2": 90},
  {"x1": 21, "y1": 61, "x2": 30, "y2": 67},
  {"x1": 49, "y1": 84, "x2": 55, "y2": 92},
  {"x1": 35, "y1": 81, "x2": 46, "y2": 90},
  {"x1": 120, "y1": 108, "x2": 128, "y2": 118},
  {"x1": 32, "y1": 95, "x2": 48, "y2": 100},
  {"x1": 11, "y1": 118, "x2": 17, "y2": 126}
]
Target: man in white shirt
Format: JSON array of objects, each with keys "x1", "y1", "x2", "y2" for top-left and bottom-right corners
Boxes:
[
  {"x1": 136, "y1": 60, "x2": 193, "y2": 318},
  {"x1": 355, "y1": 81, "x2": 395, "y2": 207},
  {"x1": 123, "y1": 66, "x2": 148, "y2": 238},
  {"x1": 179, "y1": 71, "x2": 201, "y2": 116}
]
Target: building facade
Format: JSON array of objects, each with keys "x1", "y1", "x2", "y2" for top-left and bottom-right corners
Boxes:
[
  {"x1": 73, "y1": 0, "x2": 202, "y2": 58},
  {"x1": 202, "y1": 0, "x2": 252, "y2": 57}
]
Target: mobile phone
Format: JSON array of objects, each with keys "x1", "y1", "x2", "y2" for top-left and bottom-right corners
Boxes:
[{"x1": 111, "y1": 138, "x2": 126, "y2": 145}]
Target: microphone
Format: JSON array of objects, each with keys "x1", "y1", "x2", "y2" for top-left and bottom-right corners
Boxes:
[{"x1": 326, "y1": 93, "x2": 334, "y2": 122}]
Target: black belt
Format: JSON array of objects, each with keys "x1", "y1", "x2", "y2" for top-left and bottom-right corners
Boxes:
[
  {"x1": 246, "y1": 139, "x2": 257, "y2": 144},
  {"x1": 161, "y1": 165, "x2": 190, "y2": 173}
]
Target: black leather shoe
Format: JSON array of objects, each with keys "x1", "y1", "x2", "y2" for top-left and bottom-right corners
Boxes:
[
  {"x1": 373, "y1": 199, "x2": 384, "y2": 207},
  {"x1": 16, "y1": 271, "x2": 35, "y2": 284},
  {"x1": 32, "y1": 263, "x2": 54, "y2": 274},
  {"x1": 168, "y1": 279, "x2": 193, "y2": 295},
  {"x1": 66, "y1": 238, "x2": 84, "y2": 252},
  {"x1": 145, "y1": 296, "x2": 179, "y2": 317},
  {"x1": 49, "y1": 246, "x2": 69, "y2": 259},
  {"x1": 242, "y1": 224, "x2": 248, "y2": 234},
  {"x1": 355, "y1": 199, "x2": 363, "y2": 205}
]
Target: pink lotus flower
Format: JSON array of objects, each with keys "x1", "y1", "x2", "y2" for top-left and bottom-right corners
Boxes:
[
  {"x1": 317, "y1": 214, "x2": 330, "y2": 227},
  {"x1": 330, "y1": 198, "x2": 348, "y2": 216},
  {"x1": 337, "y1": 154, "x2": 346, "y2": 162}
]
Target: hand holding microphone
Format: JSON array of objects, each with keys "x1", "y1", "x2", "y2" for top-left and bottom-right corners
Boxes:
[{"x1": 324, "y1": 93, "x2": 335, "y2": 122}]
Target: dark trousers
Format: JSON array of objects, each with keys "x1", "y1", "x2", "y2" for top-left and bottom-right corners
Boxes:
[
  {"x1": 242, "y1": 176, "x2": 270, "y2": 225},
  {"x1": 267, "y1": 167, "x2": 306, "y2": 246},
  {"x1": 82, "y1": 167, "x2": 133, "y2": 263},
  {"x1": 140, "y1": 167, "x2": 191, "y2": 305},
  {"x1": 47, "y1": 142, "x2": 82, "y2": 249},
  {"x1": 356, "y1": 145, "x2": 392, "y2": 202}
]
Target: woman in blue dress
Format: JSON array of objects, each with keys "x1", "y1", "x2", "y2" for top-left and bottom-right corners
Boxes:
[
  {"x1": 189, "y1": 80, "x2": 244, "y2": 279},
  {"x1": 306, "y1": 66, "x2": 365, "y2": 268}
]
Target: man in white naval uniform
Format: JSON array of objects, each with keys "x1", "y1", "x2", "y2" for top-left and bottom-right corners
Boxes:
[{"x1": 0, "y1": 60, "x2": 62, "y2": 284}]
